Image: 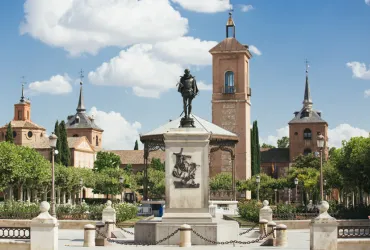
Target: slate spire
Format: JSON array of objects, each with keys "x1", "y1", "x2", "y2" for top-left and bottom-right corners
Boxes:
[
  {"x1": 77, "y1": 70, "x2": 86, "y2": 113},
  {"x1": 303, "y1": 60, "x2": 313, "y2": 109}
]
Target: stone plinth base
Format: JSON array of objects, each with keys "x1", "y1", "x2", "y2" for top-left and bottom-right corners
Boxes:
[
  {"x1": 162, "y1": 213, "x2": 212, "y2": 223},
  {"x1": 134, "y1": 218, "x2": 239, "y2": 245}
]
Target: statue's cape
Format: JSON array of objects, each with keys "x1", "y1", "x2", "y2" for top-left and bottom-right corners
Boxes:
[{"x1": 179, "y1": 75, "x2": 199, "y2": 94}]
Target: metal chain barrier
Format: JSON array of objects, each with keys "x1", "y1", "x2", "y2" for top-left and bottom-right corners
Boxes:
[
  {"x1": 239, "y1": 222, "x2": 259, "y2": 236},
  {"x1": 96, "y1": 227, "x2": 179, "y2": 246},
  {"x1": 119, "y1": 228, "x2": 134, "y2": 235},
  {"x1": 191, "y1": 227, "x2": 274, "y2": 245}
]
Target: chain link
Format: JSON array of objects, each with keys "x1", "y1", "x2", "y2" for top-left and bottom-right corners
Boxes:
[
  {"x1": 191, "y1": 228, "x2": 275, "y2": 245},
  {"x1": 239, "y1": 222, "x2": 259, "y2": 236},
  {"x1": 120, "y1": 228, "x2": 135, "y2": 235}
]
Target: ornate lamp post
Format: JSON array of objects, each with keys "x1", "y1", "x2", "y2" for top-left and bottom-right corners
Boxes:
[
  {"x1": 79, "y1": 178, "x2": 83, "y2": 204},
  {"x1": 317, "y1": 133, "x2": 325, "y2": 201},
  {"x1": 48, "y1": 133, "x2": 58, "y2": 218},
  {"x1": 256, "y1": 175, "x2": 260, "y2": 202},
  {"x1": 119, "y1": 176, "x2": 124, "y2": 203},
  {"x1": 294, "y1": 177, "x2": 299, "y2": 203}
]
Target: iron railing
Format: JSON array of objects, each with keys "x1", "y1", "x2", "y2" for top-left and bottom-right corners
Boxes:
[
  {"x1": 0, "y1": 227, "x2": 31, "y2": 239},
  {"x1": 338, "y1": 226, "x2": 370, "y2": 238}
]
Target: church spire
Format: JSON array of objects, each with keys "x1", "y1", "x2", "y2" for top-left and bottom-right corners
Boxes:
[
  {"x1": 20, "y1": 76, "x2": 26, "y2": 103},
  {"x1": 76, "y1": 69, "x2": 86, "y2": 113},
  {"x1": 303, "y1": 60, "x2": 312, "y2": 109},
  {"x1": 226, "y1": 8, "x2": 235, "y2": 38}
]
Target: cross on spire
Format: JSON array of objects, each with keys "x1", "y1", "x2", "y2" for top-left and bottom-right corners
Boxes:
[
  {"x1": 79, "y1": 69, "x2": 84, "y2": 85},
  {"x1": 305, "y1": 59, "x2": 310, "y2": 74}
]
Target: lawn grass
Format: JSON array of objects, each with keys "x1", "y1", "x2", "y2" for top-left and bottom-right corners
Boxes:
[
  {"x1": 116, "y1": 216, "x2": 152, "y2": 227},
  {"x1": 223, "y1": 215, "x2": 258, "y2": 227}
]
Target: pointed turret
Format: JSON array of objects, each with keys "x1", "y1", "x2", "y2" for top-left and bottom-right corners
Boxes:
[
  {"x1": 76, "y1": 81, "x2": 86, "y2": 113},
  {"x1": 20, "y1": 83, "x2": 25, "y2": 103},
  {"x1": 303, "y1": 66, "x2": 312, "y2": 110},
  {"x1": 226, "y1": 11, "x2": 235, "y2": 38}
]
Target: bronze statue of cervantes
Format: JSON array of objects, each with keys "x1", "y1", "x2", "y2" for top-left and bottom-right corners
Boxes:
[{"x1": 177, "y1": 69, "x2": 199, "y2": 127}]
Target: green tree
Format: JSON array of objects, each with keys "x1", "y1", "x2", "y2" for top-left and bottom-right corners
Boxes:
[
  {"x1": 53, "y1": 120, "x2": 62, "y2": 164},
  {"x1": 59, "y1": 121, "x2": 70, "y2": 166},
  {"x1": 251, "y1": 121, "x2": 261, "y2": 175},
  {"x1": 292, "y1": 153, "x2": 320, "y2": 169},
  {"x1": 261, "y1": 143, "x2": 275, "y2": 149},
  {"x1": 94, "y1": 151, "x2": 121, "y2": 172},
  {"x1": 150, "y1": 158, "x2": 165, "y2": 172},
  {"x1": 5, "y1": 123, "x2": 13, "y2": 143},
  {"x1": 134, "y1": 140, "x2": 139, "y2": 150},
  {"x1": 210, "y1": 172, "x2": 232, "y2": 191},
  {"x1": 124, "y1": 164, "x2": 133, "y2": 173},
  {"x1": 277, "y1": 136, "x2": 289, "y2": 148}
]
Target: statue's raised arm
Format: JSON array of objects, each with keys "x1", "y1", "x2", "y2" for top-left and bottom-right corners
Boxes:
[{"x1": 178, "y1": 69, "x2": 199, "y2": 128}]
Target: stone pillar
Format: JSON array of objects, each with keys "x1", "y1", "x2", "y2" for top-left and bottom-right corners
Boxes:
[
  {"x1": 95, "y1": 222, "x2": 107, "y2": 246},
  {"x1": 179, "y1": 224, "x2": 192, "y2": 247},
  {"x1": 209, "y1": 203, "x2": 216, "y2": 218},
  {"x1": 310, "y1": 201, "x2": 338, "y2": 250},
  {"x1": 27, "y1": 188, "x2": 31, "y2": 202},
  {"x1": 259, "y1": 219, "x2": 268, "y2": 235},
  {"x1": 30, "y1": 201, "x2": 58, "y2": 250},
  {"x1": 102, "y1": 200, "x2": 116, "y2": 224},
  {"x1": 62, "y1": 192, "x2": 66, "y2": 204},
  {"x1": 83, "y1": 224, "x2": 95, "y2": 247},
  {"x1": 267, "y1": 221, "x2": 276, "y2": 240},
  {"x1": 259, "y1": 200, "x2": 273, "y2": 222},
  {"x1": 275, "y1": 224, "x2": 287, "y2": 247},
  {"x1": 105, "y1": 219, "x2": 114, "y2": 239}
]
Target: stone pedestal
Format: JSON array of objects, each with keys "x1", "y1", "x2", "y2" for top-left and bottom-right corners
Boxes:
[
  {"x1": 162, "y1": 128, "x2": 211, "y2": 222},
  {"x1": 102, "y1": 200, "x2": 116, "y2": 224},
  {"x1": 83, "y1": 224, "x2": 95, "y2": 247},
  {"x1": 31, "y1": 201, "x2": 58, "y2": 250},
  {"x1": 259, "y1": 200, "x2": 273, "y2": 222},
  {"x1": 310, "y1": 201, "x2": 338, "y2": 250}
]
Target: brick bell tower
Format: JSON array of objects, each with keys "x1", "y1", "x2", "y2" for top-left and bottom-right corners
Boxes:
[{"x1": 209, "y1": 12, "x2": 252, "y2": 184}]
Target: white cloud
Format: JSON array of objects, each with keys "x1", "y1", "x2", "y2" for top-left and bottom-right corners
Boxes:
[
  {"x1": 366, "y1": 0, "x2": 370, "y2": 6},
  {"x1": 328, "y1": 124, "x2": 368, "y2": 148},
  {"x1": 249, "y1": 45, "x2": 262, "y2": 56},
  {"x1": 88, "y1": 107, "x2": 142, "y2": 150},
  {"x1": 20, "y1": 0, "x2": 188, "y2": 56},
  {"x1": 153, "y1": 37, "x2": 217, "y2": 65},
  {"x1": 88, "y1": 37, "x2": 215, "y2": 98},
  {"x1": 261, "y1": 124, "x2": 369, "y2": 148},
  {"x1": 197, "y1": 81, "x2": 212, "y2": 90},
  {"x1": 171, "y1": 0, "x2": 231, "y2": 13},
  {"x1": 260, "y1": 126, "x2": 289, "y2": 147},
  {"x1": 364, "y1": 89, "x2": 370, "y2": 98},
  {"x1": 27, "y1": 74, "x2": 72, "y2": 95},
  {"x1": 346, "y1": 61, "x2": 370, "y2": 80},
  {"x1": 240, "y1": 4, "x2": 254, "y2": 12}
]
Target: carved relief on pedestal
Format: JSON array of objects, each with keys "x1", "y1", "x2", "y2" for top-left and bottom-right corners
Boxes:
[{"x1": 172, "y1": 148, "x2": 200, "y2": 188}]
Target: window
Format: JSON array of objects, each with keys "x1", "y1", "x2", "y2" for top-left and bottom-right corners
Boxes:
[
  {"x1": 224, "y1": 71, "x2": 235, "y2": 94},
  {"x1": 13, "y1": 131, "x2": 17, "y2": 138},
  {"x1": 18, "y1": 110, "x2": 22, "y2": 120},
  {"x1": 27, "y1": 131, "x2": 33, "y2": 138},
  {"x1": 303, "y1": 128, "x2": 312, "y2": 140},
  {"x1": 294, "y1": 132, "x2": 298, "y2": 136},
  {"x1": 73, "y1": 134, "x2": 79, "y2": 137},
  {"x1": 303, "y1": 148, "x2": 312, "y2": 155},
  {"x1": 96, "y1": 135, "x2": 99, "y2": 146}
]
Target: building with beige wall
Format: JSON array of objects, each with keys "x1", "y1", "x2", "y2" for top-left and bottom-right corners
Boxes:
[{"x1": 209, "y1": 12, "x2": 252, "y2": 182}]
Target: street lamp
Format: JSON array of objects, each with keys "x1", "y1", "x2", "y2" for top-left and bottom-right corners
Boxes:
[
  {"x1": 274, "y1": 189, "x2": 278, "y2": 204},
  {"x1": 317, "y1": 132, "x2": 325, "y2": 201},
  {"x1": 294, "y1": 178, "x2": 299, "y2": 203},
  {"x1": 119, "y1": 176, "x2": 124, "y2": 203},
  {"x1": 256, "y1": 175, "x2": 260, "y2": 202},
  {"x1": 79, "y1": 178, "x2": 83, "y2": 204},
  {"x1": 49, "y1": 132, "x2": 58, "y2": 218}
]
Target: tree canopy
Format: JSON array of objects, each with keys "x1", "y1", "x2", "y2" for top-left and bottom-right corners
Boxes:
[
  {"x1": 5, "y1": 123, "x2": 13, "y2": 143},
  {"x1": 94, "y1": 151, "x2": 121, "y2": 172},
  {"x1": 277, "y1": 136, "x2": 289, "y2": 148}
]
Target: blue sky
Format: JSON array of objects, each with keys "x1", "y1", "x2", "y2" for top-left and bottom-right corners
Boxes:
[{"x1": 0, "y1": 0, "x2": 370, "y2": 149}]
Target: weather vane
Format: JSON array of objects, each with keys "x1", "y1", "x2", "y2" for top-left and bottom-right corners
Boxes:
[
  {"x1": 305, "y1": 59, "x2": 310, "y2": 74},
  {"x1": 79, "y1": 69, "x2": 84, "y2": 84}
]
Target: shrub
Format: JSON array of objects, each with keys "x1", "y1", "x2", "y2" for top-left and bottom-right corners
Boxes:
[
  {"x1": 274, "y1": 204, "x2": 297, "y2": 214},
  {"x1": 114, "y1": 203, "x2": 138, "y2": 222},
  {"x1": 0, "y1": 201, "x2": 39, "y2": 219},
  {"x1": 238, "y1": 200, "x2": 261, "y2": 222}
]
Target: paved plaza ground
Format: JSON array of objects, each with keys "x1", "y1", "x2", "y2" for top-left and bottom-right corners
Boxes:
[{"x1": 59, "y1": 227, "x2": 310, "y2": 249}]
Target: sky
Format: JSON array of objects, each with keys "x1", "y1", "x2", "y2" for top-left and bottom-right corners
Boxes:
[{"x1": 0, "y1": 0, "x2": 370, "y2": 150}]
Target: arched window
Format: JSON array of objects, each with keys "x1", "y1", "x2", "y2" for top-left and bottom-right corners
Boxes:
[
  {"x1": 224, "y1": 71, "x2": 235, "y2": 94},
  {"x1": 303, "y1": 148, "x2": 312, "y2": 155},
  {"x1": 303, "y1": 128, "x2": 312, "y2": 140},
  {"x1": 96, "y1": 136, "x2": 99, "y2": 146},
  {"x1": 73, "y1": 134, "x2": 79, "y2": 137}
]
